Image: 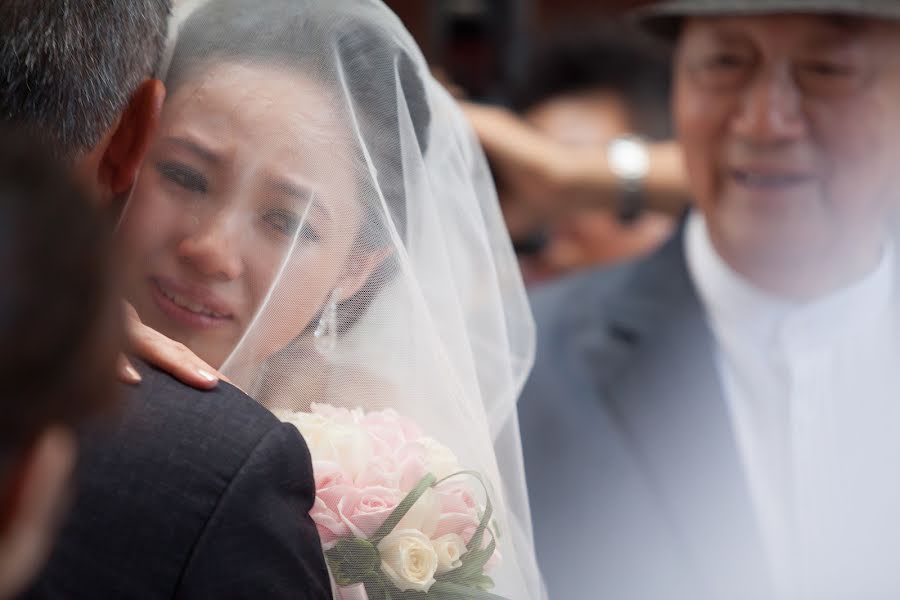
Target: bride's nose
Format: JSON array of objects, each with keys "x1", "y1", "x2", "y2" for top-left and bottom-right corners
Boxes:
[{"x1": 177, "y1": 211, "x2": 244, "y2": 280}]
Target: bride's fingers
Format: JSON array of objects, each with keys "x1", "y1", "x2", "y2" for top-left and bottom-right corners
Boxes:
[
  {"x1": 117, "y1": 354, "x2": 142, "y2": 385},
  {"x1": 124, "y1": 302, "x2": 222, "y2": 389}
]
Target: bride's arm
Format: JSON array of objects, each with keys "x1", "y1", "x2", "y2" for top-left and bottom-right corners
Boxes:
[{"x1": 118, "y1": 301, "x2": 222, "y2": 389}]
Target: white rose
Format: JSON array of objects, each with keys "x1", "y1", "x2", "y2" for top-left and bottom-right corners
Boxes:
[
  {"x1": 432, "y1": 533, "x2": 467, "y2": 574},
  {"x1": 377, "y1": 529, "x2": 438, "y2": 592},
  {"x1": 276, "y1": 410, "x2": 331, "y2": 451},
  {"x1": 277, "y1": 410, "x2": 371, "y2": 478},
  {"x1": 316, "y1": 423, "x2": 372, "y2": 480},
  {"x1": 419, "y1": 436, "x2": 462, "y2": 480},
  {"x1": 397, "y1": 488, "x2": 441, "y2": 538}
]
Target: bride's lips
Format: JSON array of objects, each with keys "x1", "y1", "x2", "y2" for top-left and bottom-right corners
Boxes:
[{"x1": 149, "y1": 276, "x2": 235, "y2": 330}]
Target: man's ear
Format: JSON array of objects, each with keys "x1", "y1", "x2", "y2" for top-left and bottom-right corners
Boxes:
[
  {"x1": 98, "y1": 79, "x2": 166, "y2": 202},
  {"x1": 336, "y1": 247, "x2": 393, "y2": 301}
]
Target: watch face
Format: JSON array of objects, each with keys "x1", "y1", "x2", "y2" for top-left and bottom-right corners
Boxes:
[{"x1": 608, "y1": 137, "x2": 650, "y2": 180}]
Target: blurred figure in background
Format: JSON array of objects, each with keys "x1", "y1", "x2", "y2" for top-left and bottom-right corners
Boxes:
[
  {"x1": 518, "y1": 1, "x2": 900, "y2": 598},
  {"x1": 505, "y1": 25, "x2": 675, "y2": 282},
  {"x1": 0, "y1": 134, "x2": 120, "y2": 599}
]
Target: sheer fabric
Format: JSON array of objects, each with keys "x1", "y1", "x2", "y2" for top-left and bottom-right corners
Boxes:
[{"x1": 118, "y1": 0, "x2": 544, "y2": 597}]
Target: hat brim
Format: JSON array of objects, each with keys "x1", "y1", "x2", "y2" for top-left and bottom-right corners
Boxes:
[{"x1": 633, "y1": 0, "x2": 900, "y2": 41}]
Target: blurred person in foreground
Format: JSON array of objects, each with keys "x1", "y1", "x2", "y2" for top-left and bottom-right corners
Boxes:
[
  {"x1": 1, "y1": 2, "x2": 329, "y2": 597},
  {"x1": 505, "y1": 26, "x2": 675, "y2": 283},
  {"x1": 518, "y1": 1, "x2": 900, "y2": 598},
  {"x1": 0, "y1": 136, "x2": 120, "y2": 599}
]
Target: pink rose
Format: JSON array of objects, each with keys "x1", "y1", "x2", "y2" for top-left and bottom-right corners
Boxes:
[
  {"x1": 353, "y1": 440, "x2": 430, "y2": 492},
  {"x1": 354, "y1": 454, "x2": 405, "y2": 490},
  {"x1": 310, "y1": 496, "x2": 349, "y2": 547},
  {"x1": 313, "y1": 460, "x2": 349, "y2": 491},
  {"x1": 311, "y1": 484, "x2": 360, "y2": 546},
  {"x1": 436, "y1": 484, "x2": 479, "y2": 514},
  {"x1": 360, "y1": 409, "x2": 424, "y2": 451},
  {"x1": 433, "y1": 484, "x2": 480, "y2": 539},
  {"x1": 317, "y1": 484, "x2": 352, "y2": 513},
  {"x1": 434, "y1": 511, "x2": 480, "y2": 541},
  {"x1": 395, "y1": 445, "x2": 435, "y2": 491},
  {"x1": 338, "y1": 486, "x2": 403, "y2": 539}
]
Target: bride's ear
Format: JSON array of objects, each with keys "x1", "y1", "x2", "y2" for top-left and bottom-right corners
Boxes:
[
  {"x1": 97, "y1": 79, "x2": 166, "y2": 201},
  {"x1": 336, "y1": 247, "x2": 393, "y2": 302}
]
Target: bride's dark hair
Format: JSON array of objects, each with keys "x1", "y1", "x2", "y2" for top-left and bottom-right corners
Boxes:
[{"x1": 165, "y1": 0, "x2": 432, "y2": 334}]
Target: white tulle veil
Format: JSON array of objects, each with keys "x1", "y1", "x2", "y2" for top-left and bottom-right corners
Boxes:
[{"x1": 119, "y1": 0, "x2": 544, "y2": 597}]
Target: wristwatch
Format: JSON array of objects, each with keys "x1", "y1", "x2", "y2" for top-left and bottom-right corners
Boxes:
[{"x1": 606, "y1": 135, "x2": 649, "y2": 223}]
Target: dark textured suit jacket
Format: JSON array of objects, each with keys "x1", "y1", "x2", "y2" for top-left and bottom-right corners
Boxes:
[
  {"x1": 24, "y1": 360, "x2": 332, "y2": 599},
  {"x1": 519, "y1": 228, "x2": 774, "y2": 600}
]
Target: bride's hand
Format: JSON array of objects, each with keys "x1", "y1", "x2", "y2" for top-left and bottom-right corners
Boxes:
[{"x1": 118, "y1": 301, "x2": 222, "y2": 389}]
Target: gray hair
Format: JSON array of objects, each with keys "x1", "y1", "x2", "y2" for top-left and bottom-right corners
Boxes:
[{"x1": 0, "y1": 0, "x2": 172, "y2": 158}]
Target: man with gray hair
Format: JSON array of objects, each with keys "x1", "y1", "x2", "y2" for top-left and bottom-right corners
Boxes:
[
  {"x1": 0, "y1": 2, "x2": 330, "y2": 597},
  {"x1": 519, "y1": 1, "x2": 900, "y2": 598},
  {"x1": 0, "y1": 0, "x2": 222, "y2": 387}
]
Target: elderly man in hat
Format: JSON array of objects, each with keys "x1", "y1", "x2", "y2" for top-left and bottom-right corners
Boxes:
[{"x1": 518, "y1": 2, "x2": 900, "y2": 598}]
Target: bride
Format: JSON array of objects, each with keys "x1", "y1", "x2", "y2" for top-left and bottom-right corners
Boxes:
[{"x1": 118, "y1": 0, "x2": 545, "y2": 597}]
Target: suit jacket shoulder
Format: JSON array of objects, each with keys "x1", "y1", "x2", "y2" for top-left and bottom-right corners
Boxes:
[
  {"x1": 27, "y1": 361, "x2": 331, "y2": 599},
  {"x1": 526, "y1": 245, "x2": 672, "y2": 404},
  {"x1": 529, "y1": 259, "x2": 635, "y2": 346},
  {"x1": 519, "y1": 228, "x2": 772, "y2": 599}
]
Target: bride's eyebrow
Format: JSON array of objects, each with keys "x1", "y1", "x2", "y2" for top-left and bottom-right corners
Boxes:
[
  {"x1": 266, "y1": 177, "x2": 331, "y2": 223},
  {"x1": 162, "y1": 136, "x2": 221, "y2": 164}
]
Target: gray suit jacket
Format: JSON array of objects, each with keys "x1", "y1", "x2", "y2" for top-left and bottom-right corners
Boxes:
[
  {"x1": 25, "y1": 360, "x2": 332, "y2": 599},
  {"x1": 520, "y1": 228, "x2": 773, "y2": 600}
]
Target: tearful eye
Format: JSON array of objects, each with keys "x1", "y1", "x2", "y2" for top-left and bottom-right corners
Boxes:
[
  {"x1": 157, "y1": 161, "x2": 208, "y2": 194},
  {"x1": 263, "y1": 209, "x2": 320, "y2": 242},
  {"x1": 804, "y1": 61, "x2": 855, "y2": 77}
]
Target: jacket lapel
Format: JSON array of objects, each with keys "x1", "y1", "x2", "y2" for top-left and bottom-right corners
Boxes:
[{"x1": 583, "y1": 229, "x2": 773, "y2": 599}]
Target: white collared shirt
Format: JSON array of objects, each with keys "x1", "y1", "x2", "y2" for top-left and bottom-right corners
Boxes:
[{"x1": 685, "y1": 212, "x2": 900, "y2": 598}]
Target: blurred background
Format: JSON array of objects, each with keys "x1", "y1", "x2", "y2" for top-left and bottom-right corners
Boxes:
[
  {"x1": 384, "y1": 0, "x2": 676, "y2": 284},
  {"x1": 385, "y1": 0, "x2": 651, "y2": 100}
]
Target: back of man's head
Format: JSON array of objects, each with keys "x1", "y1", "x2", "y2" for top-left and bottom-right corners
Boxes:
[
  {"x1": 0, "y1": 0, "x2": 171, "y2": 159},
  {"x1": 0, "y1": 131, "x2": 121, "y2": 598}
]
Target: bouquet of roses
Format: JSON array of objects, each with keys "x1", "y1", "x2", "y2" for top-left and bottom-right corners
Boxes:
[{"x1": 278, "y1": 403, "x2": 506, "y2": 600}]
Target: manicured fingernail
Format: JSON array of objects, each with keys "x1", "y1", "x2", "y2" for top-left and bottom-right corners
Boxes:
[
  {"x1": 198, "y1": 369, "x2": 217, "y2": 382},
  {"x1": 126, "y1": 366, "x2": 142, "y2": 382}
]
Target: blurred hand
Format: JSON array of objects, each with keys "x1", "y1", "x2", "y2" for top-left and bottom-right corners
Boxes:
[
  {"x1": 461, "y1": 102, "x2": 562, "y2": 214},
  {"x1": 460, "y1": 102, "x2": 614, "y2": 219},
  {"x1": 462, "y1": 101, "x2": 689, "y2": 221},
  {"x1": 118, "y1": 301, "x2": 222, "y2": 389}
]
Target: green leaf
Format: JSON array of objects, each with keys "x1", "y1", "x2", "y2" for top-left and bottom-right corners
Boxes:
[
  {"x1": 466, "y1": 503, "x2": 492, "y2": 559},
  {"x1": 430, "y1": 469, "x2": 501, "y2": 588},
  {"x1": 370, "y1": 473, "x2": 437, "y2": 546},
  {"x1": 463, "y1": 537, "x2": 497, "y2": 575},
  {"x1": 436, "y1": 535, "x2": 497, "y2": 586},
  {"x1": 363, "y1": 470, "x2": 506, "y2": 598},
  {"x1": 471, "y1": 574, "x2": 495, "y2": 591},
  {"x1": 326, "y1": 537, "x2": 380, "y2": 585}
]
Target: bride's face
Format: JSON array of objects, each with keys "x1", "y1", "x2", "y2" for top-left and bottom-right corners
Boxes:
[{"x1": 120, "y1": 61, "x2": 370, "y2": 368}]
